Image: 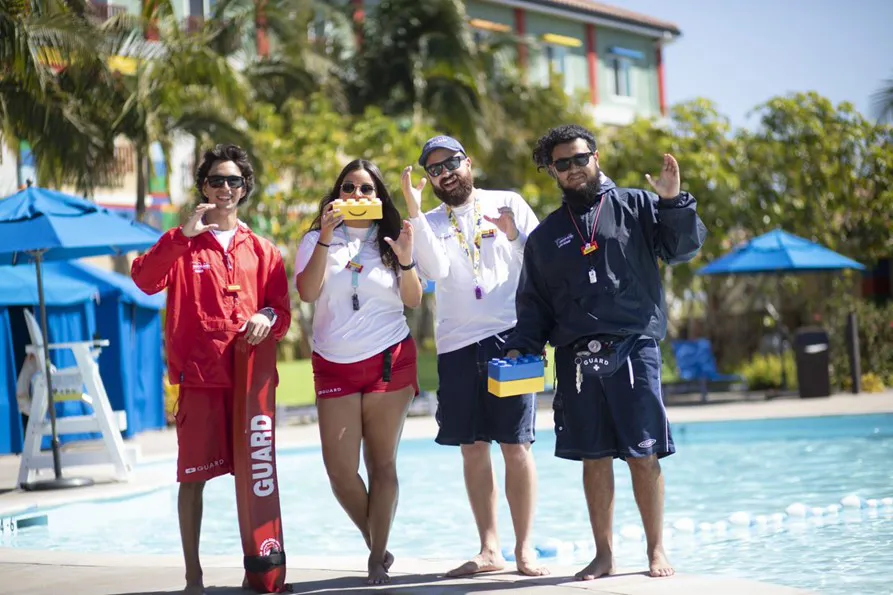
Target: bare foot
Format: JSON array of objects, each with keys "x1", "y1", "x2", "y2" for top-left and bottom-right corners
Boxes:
[
  {"x1": 648, "y1": 545, "x2": 674, "y2": 577},
  {"x1": 183, "y1": 583, "x2": 206, "y2": 595},
  {"x1": 241, "y1": 575, "x2": 250, "y2": 590},
  {"x1": 516, "y1": 548, "x2": 550, "y2": 577},
  {"x1": 445, "y1": 550, "x2": 506, "y2": 577},
  {"x1": 575, "y1": 551, "x2": 615, "y2": 581},
  {"x1": 367, "y1": 556, "x2": 390, "y2": 585},
  {"x1": 384, "y1": 550, "x2": 395, "y2": 571}
]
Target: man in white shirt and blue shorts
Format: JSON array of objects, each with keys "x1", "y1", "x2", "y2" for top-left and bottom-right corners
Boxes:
[{"x1": 400, "y1": 135, "x2": 548, "y2": 578}]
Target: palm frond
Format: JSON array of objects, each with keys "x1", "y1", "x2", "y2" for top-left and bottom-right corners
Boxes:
[{"x1": 871, "y1": 77, "x2": 893, "y2": 124}]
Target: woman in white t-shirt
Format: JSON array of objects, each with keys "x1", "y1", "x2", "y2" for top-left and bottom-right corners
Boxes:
[{"x1": 294, "y1": 159, "x2": 422, "y2": 585}]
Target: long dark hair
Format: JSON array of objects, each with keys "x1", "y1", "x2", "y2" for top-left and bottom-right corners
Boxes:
[{"x1": 307, "y1": 159, "x2": 403, "y2": 273}]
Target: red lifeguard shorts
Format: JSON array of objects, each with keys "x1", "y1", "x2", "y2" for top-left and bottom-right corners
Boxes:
[
  {"x1": 312, "y1": 335, "x2": 420, "y2": 399},
  {"x1": 174, "y1": 386, "x2": 235, "y2": 482}
]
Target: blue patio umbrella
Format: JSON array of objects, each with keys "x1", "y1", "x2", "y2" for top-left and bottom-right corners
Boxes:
[
  {"x1": 0, "y1": 186, "x2": 161, "y2": 491},
  {"x1": 696, "y1": 228, "x2": 865, "y2": 391},
  {"x1": 697, "y1": 229, "x2": 866, "y2": 276}
]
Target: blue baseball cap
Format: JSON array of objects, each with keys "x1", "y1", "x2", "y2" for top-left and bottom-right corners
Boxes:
[{"x1": 418, "y1": 135, "x2": 466, "y2": 167}]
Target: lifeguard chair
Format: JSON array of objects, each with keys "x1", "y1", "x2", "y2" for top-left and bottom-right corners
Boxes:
[{"x1": 17, "y1": 308, "x2": 137, "y2": 486}]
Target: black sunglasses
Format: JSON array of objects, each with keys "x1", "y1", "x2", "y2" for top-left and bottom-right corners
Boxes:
[
  {"x1": 206, "y1": 175, "x2": 245, "y2": 189},
  {"x1": 552, "y1": 152, "x2": 593, "y2": 173},
  {"x1": 425, "y1": 155, "x2": 463, "y2": 178},
  {"x1": 341, "y1": 182, "x2": 376, "y2": 196}
]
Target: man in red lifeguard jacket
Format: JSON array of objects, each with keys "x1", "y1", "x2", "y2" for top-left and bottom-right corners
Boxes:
[{"x1": 132, "y1": 144, "x2": 291, "y2": 595}]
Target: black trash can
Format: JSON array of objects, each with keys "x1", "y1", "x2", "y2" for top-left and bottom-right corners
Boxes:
[{"x1": 793, "y1": 327, "x2": 831, "y2": 398}]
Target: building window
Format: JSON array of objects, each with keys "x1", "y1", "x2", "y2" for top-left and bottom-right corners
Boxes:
[
  {"x1": 611, "y1": 56, "x2": 632, "y2": 97},
  {"x1": 540, "y1": 33, "x2": 581, "y2": 95},
  {"x1": 543, "y1": 45, "x2": 572, "y2": 94}
]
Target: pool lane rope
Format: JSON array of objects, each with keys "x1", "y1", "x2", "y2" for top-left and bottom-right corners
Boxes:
[{"x1": 514, "y1": 495, "x2": 893, "y2": 560}]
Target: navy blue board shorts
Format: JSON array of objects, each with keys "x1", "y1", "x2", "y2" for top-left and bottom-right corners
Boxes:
[
  {"x1": 552, "y1": 337, "x2": 674, "y2": 461},
  {"x1": 435, "y1": 329, "x2": 537, "y2": 446}
]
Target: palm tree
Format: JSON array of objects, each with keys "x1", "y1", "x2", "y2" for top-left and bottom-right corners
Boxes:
[
  {"x1": 872, "y1": 75, "x2": 893, "y2": 123},
  {"x1": 202, "y1": 0, "x2": 351, "y2": 115},
  {"x1": 105, "y1": 0, "x2": 253, "y2": 220},
  {"x1": 0, "y1": 0, "x2": 121, "y2": 193},
  {"x1": 351, "y1": 0, "x2": 492, "y2": 153}
]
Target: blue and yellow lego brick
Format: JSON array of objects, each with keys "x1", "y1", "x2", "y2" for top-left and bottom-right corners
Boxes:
[{"x1": 487, "y1": 355, "x2": 545, "y2": 397}]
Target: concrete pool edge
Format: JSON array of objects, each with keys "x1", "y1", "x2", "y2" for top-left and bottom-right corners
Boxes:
[{"x1": 0, "y1": 547, "x2": 815, "y2": 594}]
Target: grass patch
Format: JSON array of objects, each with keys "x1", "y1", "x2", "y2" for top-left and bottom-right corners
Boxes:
[{"x1": 276, "y1": 346, "x2": 552, "y2": 407}]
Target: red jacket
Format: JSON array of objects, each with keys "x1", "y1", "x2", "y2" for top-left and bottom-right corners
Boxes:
[{"x1": 131, "y1": 224, "x2": 291, "y2": 388}]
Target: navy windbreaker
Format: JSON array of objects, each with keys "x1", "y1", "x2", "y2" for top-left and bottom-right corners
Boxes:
[{"x1": 504, "y1": 177, "x2": 707, "y2": 355}]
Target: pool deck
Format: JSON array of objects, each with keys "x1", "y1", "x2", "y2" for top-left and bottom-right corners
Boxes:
[{"x1": 2, "y1": 391, "x2": 892, "y2": 594}]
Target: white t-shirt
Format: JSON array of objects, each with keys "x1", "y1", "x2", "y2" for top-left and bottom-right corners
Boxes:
[
  {"x1": 212, "y1": 227, "x2": 238, "y2": 251},
  {"x1": 409, "y1": 189, "x2": 539, "y2": 354},
  {"x1": 294, "y1": 225, "x2": 410, "y2": 363}
]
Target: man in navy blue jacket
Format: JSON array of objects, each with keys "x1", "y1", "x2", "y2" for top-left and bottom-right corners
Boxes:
[{"x1": 505, "y1": 124, "x2": 706, "y2": 581}]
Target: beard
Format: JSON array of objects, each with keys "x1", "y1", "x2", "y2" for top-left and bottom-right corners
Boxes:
[
  {"x1": 560, "y1": 169, "x2": 602, "y2": 212},
  {"x1": 432, "y1": 172, "x2": 474, "y2": 207}
]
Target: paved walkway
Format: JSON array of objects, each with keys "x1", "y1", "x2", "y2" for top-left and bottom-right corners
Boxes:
[
  {"x1": 0, "y1": 548, "x2": 812, "y2": 594},
  {"x1": 2, "y1": 391, "x2": 892, "y2": 594}
]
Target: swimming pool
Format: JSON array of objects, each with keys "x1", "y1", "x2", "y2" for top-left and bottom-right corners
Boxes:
[{"x1": 3, "y1": 413, "x2": 892, "y2": 594}]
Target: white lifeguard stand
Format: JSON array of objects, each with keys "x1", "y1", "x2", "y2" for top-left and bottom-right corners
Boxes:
[{"x1": 17, "y1": 308, "x2": 137, "y2": 487}]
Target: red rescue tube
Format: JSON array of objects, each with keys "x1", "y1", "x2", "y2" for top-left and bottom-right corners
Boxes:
[{"x1": 233, "y1": 337, "x2": 287, "y2": 593}]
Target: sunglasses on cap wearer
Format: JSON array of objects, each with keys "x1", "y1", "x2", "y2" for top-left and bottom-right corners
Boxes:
[
  {"x1": 340, "y1": 182, "x2": 376, "y2": 196},
  {"x1": 552, "y1": 152, "x2": 594, "y2": 173},
  {"x1": 425, "y1": 155, "x2": 464, "y2": 178},
  {"x1": 206, "y1": 175, "x2": 246, "y2": 189}
]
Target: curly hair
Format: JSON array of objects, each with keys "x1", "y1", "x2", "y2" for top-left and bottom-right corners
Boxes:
[
  {"x1": 531, "y1": 124, "x2": 598, "y2": 172},
  {"x1": 307, "y1": 159, "x2": 403, "y2": 273},
  {"x1": 195, "y1": 144, "x2": 255, "y2": 205}
]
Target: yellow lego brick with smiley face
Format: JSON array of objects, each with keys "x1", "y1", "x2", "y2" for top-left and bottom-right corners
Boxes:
[{"x1": 332, "y1": 198, "x2": 383, "y2": 220}]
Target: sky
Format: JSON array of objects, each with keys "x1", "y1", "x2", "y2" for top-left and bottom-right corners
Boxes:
[{"x1": 616, "y1": 0, "x2": 893, "y2": 130}]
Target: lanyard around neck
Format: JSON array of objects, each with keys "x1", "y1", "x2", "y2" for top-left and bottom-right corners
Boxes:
[
  {"x1": 566, "y1": 197, "x2": 605, "y2": 256},
  {"x1": 447, "y1": 199, "x2": 485, "y2": 299},
  {"x1": 342, "y1": 224, "x2": 377, "y2": 293}
]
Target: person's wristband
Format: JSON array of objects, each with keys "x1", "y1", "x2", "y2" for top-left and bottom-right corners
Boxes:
[
  {"x1": 317, "y1": 240, "x2": 330, "y2": 248},
  {"x1": 399, "y1": 260, "x2": 417, "y2": 271}
]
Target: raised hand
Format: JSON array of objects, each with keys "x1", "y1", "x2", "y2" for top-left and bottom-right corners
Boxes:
[
  {"x1": 400, "y1": 166, "x2": 426, "y2": 218},
  {"x1": 320, "y1": 202, "x2": 344, "y2": 244},
  {"x1": 384, "y1": 220, "x2": 414, "y2": 267},
  {"x1": 181, "y1": 203, "x2": 219, "y2": 238},
  {"x1": 483, "y1": 206, "x2": 519, "y2": 241},
  {"x1": 645, "y1": 153, "x2": 681, "y2": 199}
]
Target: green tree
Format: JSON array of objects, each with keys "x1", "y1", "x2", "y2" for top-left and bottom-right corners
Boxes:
[
  {"x1": 352, "y1": 0, "x2": 490, "y2": 152},
  {"x1": 0, "y1": 0, "x2": 122, "y2": 193},
  {"x1": 736, "y1": 91, "x2": 893, "y2": 264},
  {"x1": 598, "y1": 99, "x2": 740, "y2": 303},
  {"x1": 108, "y1": 0, "x2": 252, "y2": 221},
  {"x1": 205, "y1": 0, "x2": 351, "y2": 113}
]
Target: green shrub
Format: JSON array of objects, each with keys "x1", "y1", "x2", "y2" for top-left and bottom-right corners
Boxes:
[
  {"x1": 818, "y1": 298, "x2": 893, "y2": 390},
  {"x1": 737, "y1": 352, "x2": 798, "y2": 390}
]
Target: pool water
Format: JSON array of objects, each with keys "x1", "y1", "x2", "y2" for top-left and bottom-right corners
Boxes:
[{"x1": 4, "y1": 413, "x2": 893, "y2": 595}]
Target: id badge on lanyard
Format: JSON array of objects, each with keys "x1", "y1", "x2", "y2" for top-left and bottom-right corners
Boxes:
[
  {"x1": 567, "y1": 199, "x2": 605, "y2": 285},
  {"x1": 343, "y1": 225, "x2": 376, "y2": 311}
]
